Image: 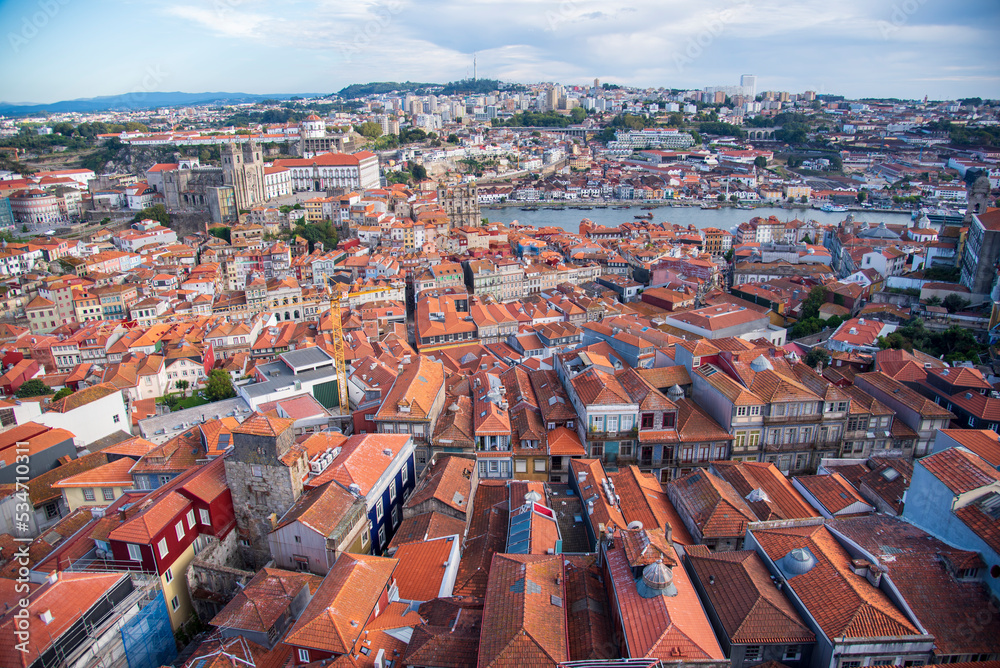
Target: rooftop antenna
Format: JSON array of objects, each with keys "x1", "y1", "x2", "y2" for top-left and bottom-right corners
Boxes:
[{"x1": 473, "y1": 53, "x2": 477, "y2": 81}]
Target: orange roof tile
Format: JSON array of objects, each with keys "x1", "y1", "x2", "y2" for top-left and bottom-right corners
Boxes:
[
  {"x1": 393, "y1": 536, "x2": 458, "y2": 601},
  {"x1": 51, "y1": 457, "x2": 134, "y2": 488}
]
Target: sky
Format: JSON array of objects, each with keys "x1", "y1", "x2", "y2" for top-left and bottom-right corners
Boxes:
[{"x1": 2, "y1": 0, "x2": 998, "y2": 104}]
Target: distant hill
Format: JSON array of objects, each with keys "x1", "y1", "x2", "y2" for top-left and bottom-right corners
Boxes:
[
  {"x1": 336, "y1": 82, "x2": 441, "y2": 98},
  {"x1": 0, "y1": 91, "x2": 315, "y2": 116}
]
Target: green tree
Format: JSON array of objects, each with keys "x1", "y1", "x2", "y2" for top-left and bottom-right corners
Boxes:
[
  {"x1": 358, "y1": 121, "x2": 383, "y2": 138},
  {"x1": 804, "y1": 348, "x2": 831, "y2": 368},
  {"x1": 802, "y1": 234, "x2": 813, "y2": 244},
  {"x1": 52, "y1": 387, "x2": 74, "y2": 401},
  {"x1": 175, "y1": 379, "x2": 190, "y2": 397},
  {"x1": 16, "y1": 379, "x2": 51, "y2": 398},
  {"x1": 205, "y1": 370, "x2": 236, "y2": 402},
  {"x1": 209, "y1": 226, "x2": 231, "y2": 243},
  {"x1": 754, "y1": 156, "x2": 767, "y2": 169},
  {"x1": 411, "y1": 164, "x2": 428, "y2": 181},
  {"x1": 857, "y1": 190, "x2": 867, "y2": 203},
  {"x1": 925, "y1": 296, "x2": 942, "y2": 306},
  {"x1": 800, "y1": 195, "x2": 808, "y2": 203},
  {"x1": 724, "y1": 248, "x2": 734, "y2": 263},
  {"x1": 801, "y1": 286, "x2": 827, "y2": 320},
  {"x1": 942, "y1": 294, "x2": 970, "y2": 313},
  {"x1": 132, "y1": 204, "x2": 171, "y2": 226}
]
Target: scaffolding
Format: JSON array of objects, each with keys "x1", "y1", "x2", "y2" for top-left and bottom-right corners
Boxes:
[
  {"x1": 24, "y1": 572, "x2": 173, "y2": 668},
  {"x1": 328, "y1": 300, "x2": 349, "y2": 416}
]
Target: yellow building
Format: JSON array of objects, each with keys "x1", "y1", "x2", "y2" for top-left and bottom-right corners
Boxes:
[{"x1": 51, "y1": 457, "x2": 135, "y2": 512}]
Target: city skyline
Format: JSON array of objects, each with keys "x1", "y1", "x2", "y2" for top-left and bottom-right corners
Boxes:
[{"x1": 2, "y1": 0, "x2": 999, "y2": 104}]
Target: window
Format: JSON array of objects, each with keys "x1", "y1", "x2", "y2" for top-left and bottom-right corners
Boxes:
[
  {"x1": 251, "y1": 465, "x2": 262, "y2": 478},
  {"x1": 489, "y1": 461, "x2": 499, "y2": 473},
  {"x1": 401, "y1": 464, "x2": 408, "y2": 485},
  {"x1": 170, "y1": 596, "x2": 179, "y2": 611},
  {"x1": 158, "y1": 474, "x2": 172, "y2": 486},
  {"x1": 113, "y1": 414, "x2": 120, "y2": 423},
  {"x1": 83, "y1": 488, "x2": 96, "y2": 501},
  {"x1": 736, "y1": 406, "x2": 748, "y2": 417},
  {"x1": 391, "y1": 505, "x2": 400, "y2": 528},
  {"x1": 515, "y1": 459, "x2": 527, "y2": 473},
  {"x1": 734, "y1": 431, "x2": 747, "y2": 449},
  {"x1": 534, "y1": 459, "x2": 547, "y2": 473},
  {"x1": 750, "y1": 405, "x2": 761, "y2": 416},
  {"x1": 298, "y1": 647, "x2": 311, "y2": 662},
  {"x1": 158, "y1": 538, "x2": 168, "y2": 559},
  {"x1": 773, "y1": 404, "x2": 786, "y2": 416},
  {"x1": 127, "y1": 544, "x2": 142, "y2": 562},
  {"x1": 375, "y1": 499, "x2": 384, "y2": 521},
  {"x1": 175, "y1": 521, "x2": 185, "y2": 541},
  {"x1": 102, "y1": 487, "x2": 115, "y2": 501},
  {"x1": 591, "y1": 443, "x2": 604, "y2": 457},
  {"x1": 164, "y1": 568, "x2": 173, "y2": 584},
  {"x1": 744, "y1": 645, "x2": 762, "y2": 661},
  {"x1": 199, "y1": 508, "x2": 210, "y2": 525},
  {"x1": 389, "y1": 480, "x2": 397, "y2": 502},
  {"x1": 620, "y1": 442, "x2": 634, "y2": 457},
  {"x1": 749, "y1": 430, "x2": 761, "y2": 447},
  {"x1": 841, "y1": 662, "x2": 861, "y2": 668},
  {"x1": 783, "y1": 646, "x2": 802, "y2": 662},
  {"x1": 186, "y1": 509, "x2": 196, "y2": 529},
  {"x1": 378, "y1": 524, "x2": 386, "y2": 546}
]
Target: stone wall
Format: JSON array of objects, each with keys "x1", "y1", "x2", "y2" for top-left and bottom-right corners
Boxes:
[{"x1": 185, "y1": 531, "x2": 254, "y2": 623}]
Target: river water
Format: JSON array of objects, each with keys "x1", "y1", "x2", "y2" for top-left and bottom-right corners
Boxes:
[{"x1": 482, "y1": 205, "x2": 913, "y2": 234}]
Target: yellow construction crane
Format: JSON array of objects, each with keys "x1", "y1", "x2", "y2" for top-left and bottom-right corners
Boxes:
[{"x1": 328, "y1": 295, "x2": 349, "y2": 416}]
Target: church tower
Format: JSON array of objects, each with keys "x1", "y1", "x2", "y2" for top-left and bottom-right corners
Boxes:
[{"x1": 222, "y1": 139, "x2": 266, "y2": 211}]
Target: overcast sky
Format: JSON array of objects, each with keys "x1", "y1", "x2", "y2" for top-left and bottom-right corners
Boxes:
[{"x1": 3, "y1": 0, "x2": 998, "y2": 103}]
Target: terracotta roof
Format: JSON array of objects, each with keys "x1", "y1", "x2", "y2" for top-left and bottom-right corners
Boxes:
[
  {"x1": 44, "y1": 382, "x2": 119, "y2": 413},
  {"x1": 605, "y1": 538, "x2": 724, "y2": 660},
  {"x1": 478, "y1": 553, "x2": 568, "y2": 668},
  {"x1": 712, "y1": 461, "x2": 819, "y2": 522},
  {"x1": 179, "y1": 633, "x2": 291, "y2": 668},
  {"x1": 668, "y1": 469, "x2": 756, "y2": 540},
  {"x1": 454, "y1": 481, "x2": 508, "y2": 598},
  {"x1": 375, "y1": 356, "x2": 444, "y2": 421},
  {"x1": 209, "y1": 567, "x2": 321, "y2": 632},
  {"x1": 795, "y1": 472, "x2": 872, "y2": 516},
  {"x1": 403, "y1": 597, "x2": 483, "y2": 668},
  {"x1": 918, "y1": 447, "x2": 1000, "y2": 495},
  {"x1": 108, "y1": 490, "x2": 191, "y2": 544},
  {"x1": 0, "y1": 572, "x2": 127, "y2": 668},
  {"x1": 389, "y1": 511, "x2": 467, "y2": 551},
  {"x1": 686, "y1": 546, "x2": 816, "y2": 644},
  {"x1": 308, "y1": 433, "x2": 411, "y2": 494},
  {"x1": 232, "y1": 412, "x2": 295, "y2": 437},
  {"x1": 546, "y1": 426, "x2": 585, "y2": 456},
  {"x1": 562, "y1": 553, "x2": 615, "y2": 660},
  {"x1": 50, "y1": 457, "x2": 134, "y2": 488},
  {"x1": 829, "y1": 515, "x2": 1000, "y2": 657},
  {"x1": 753, "y1": 523, "x2": 921, "y2": 640},
  {"x1": 283, "y1": 553, "x2": 397, "y2": 655},
  {"x1": 393, "y1": 535, "x2": 459, "y2": 601},
  {"x1": 405, "y1": 455, "x2": 474, "y2": 515},
  {"x1": 610, "y1": 466, "x2": 693, "y2": 545}
]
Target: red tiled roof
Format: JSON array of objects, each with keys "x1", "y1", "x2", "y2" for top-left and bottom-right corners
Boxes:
[
  {"x1": 668, "y1": 469, "x2": 756, "y2": 540},
  {"x1": 393, "y1": 536, "x2": 458, "y2": 601},
  {"x1": 686, "y1": 546, "x2": 816, "y2": 644},
  {"x1": 283, "y1": 553, "x2": 397, "y2": 655},
  {"x1": 919, "y1": 447, "x2": 1000, "y2": 495},
  {"x1": 794, "y1": 472, "x2": 871, "y2": 515},
  {"x1": 830, "y1": 515, "x2": 1000, "y2": 657},
  {"x1": 712, "y1": 462, "x2": 819, "y2": 522},
  {"x1": 610, "y1": 466, "x2": 693, "y2": 545},
  {"x1": 308, "y1": 433, "x2": 411, "y2": 494},
  {"x1": 209, "y1": 567, "x2": 321, "y2": 632},
  {"x1": 753, "y1": 524, "x2": 921, "y2": 640},
  {"x1": 478, "y1": 553, "x2": 567, "y2": 668},
  {"x1": 605, "y1": 539, "x2": 724, "y2": 660},
  {"x1": 405, "y1": 455, "x2": 474, "y2": 515}
]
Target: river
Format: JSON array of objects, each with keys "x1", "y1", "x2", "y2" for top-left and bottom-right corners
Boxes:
[{"x1": 482, "y1": 204, "x2": 914, "y2": 234}]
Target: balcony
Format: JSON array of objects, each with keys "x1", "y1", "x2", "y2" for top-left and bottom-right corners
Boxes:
[{"x1": 762, "y1": 414, "x2": 821, "y2": 425}]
